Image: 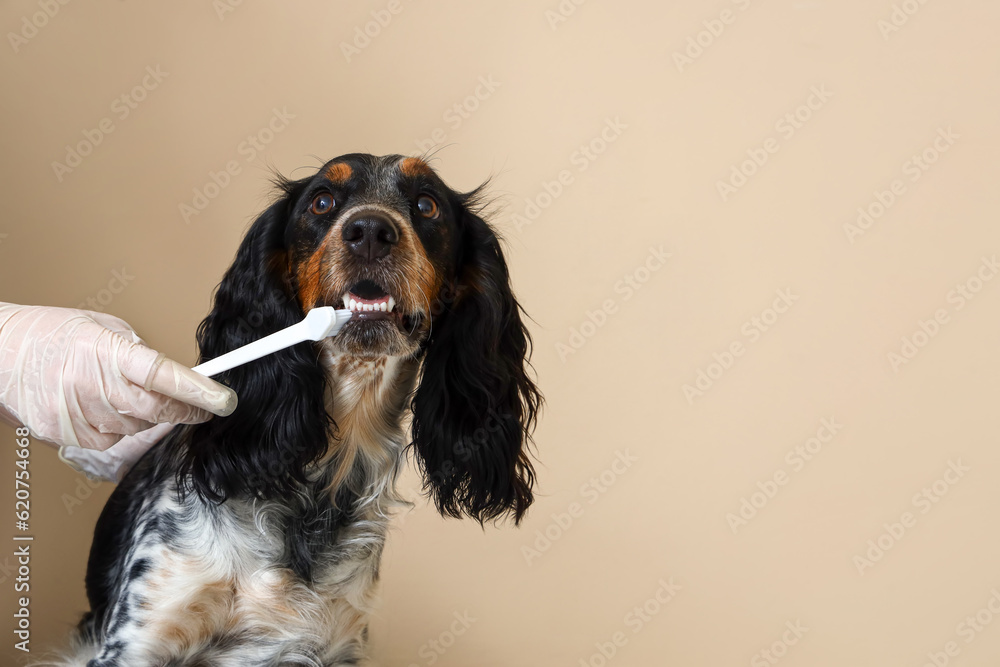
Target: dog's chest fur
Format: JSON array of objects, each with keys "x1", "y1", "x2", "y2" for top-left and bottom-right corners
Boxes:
[{"x1": 72, "y1": 352, "x2": 418, "y2": 667}]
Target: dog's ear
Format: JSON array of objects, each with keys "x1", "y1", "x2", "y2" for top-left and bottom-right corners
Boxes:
[
  {"x1": 410, "y1": 194, "x2": 542, "y2": 525},
  {"x1": 179, "y1": 179, "x2": 333, "y2": 502}
]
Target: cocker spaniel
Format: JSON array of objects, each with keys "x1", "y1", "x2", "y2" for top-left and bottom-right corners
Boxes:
[{"x1": 57, "y1": 154, "x2": 540, "y2": 667}]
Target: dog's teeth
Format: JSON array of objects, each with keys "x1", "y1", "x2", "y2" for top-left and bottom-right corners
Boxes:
[{"x1": 345, "y1": 294, "x2": 394, "y2": 313}]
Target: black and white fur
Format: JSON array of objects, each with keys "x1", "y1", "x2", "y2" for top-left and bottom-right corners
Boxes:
[{"x1": 45, "y1": 154, "x2": 540, "y2": 667}]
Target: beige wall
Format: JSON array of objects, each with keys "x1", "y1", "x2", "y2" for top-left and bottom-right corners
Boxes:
[{"x1": 2, "y1": 1, "x2": 1000, "y2": 665}]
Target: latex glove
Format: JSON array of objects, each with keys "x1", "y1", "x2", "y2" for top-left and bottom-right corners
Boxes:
[
  {"x1": 59, "y1": 422, "x2": 174, "y2": 482},
  {"x1": 0, "y1": 303, "x2": 236, "y2": 450}
]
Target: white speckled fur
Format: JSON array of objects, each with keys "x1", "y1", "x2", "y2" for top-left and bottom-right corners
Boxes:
[{"x1": 39, "y1": 350, "x2": 418, "y2": 667}]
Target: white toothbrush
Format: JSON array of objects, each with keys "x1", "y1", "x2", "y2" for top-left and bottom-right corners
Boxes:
[{"x1": 192, "y1": 307, "x2": 353, "y2": 378}]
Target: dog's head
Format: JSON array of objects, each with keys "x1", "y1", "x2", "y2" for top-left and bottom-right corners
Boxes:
[
  {"x1": 290, "y1": 154, "x2": 468, "y2": 358},
  {"x1": 181, "y1": 154, "x2": 540, "y2": 524}
]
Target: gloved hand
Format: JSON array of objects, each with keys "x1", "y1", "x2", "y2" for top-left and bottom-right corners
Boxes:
[
  {"x1": 59, "y1": 422, "x2": 174, "y2": 482},
  {"x1": 0, "y1": 303, "x2": 236, "y2": 451}
]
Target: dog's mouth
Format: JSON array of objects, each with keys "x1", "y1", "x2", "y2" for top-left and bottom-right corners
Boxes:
[
  {"x1": 340, "y1": 279, "x2": 421, "y2": 333},
  {"x1": 343, "y1": 279, "x2": 395, "y2": 320}
]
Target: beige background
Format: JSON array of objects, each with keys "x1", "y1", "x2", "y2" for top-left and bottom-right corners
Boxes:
[{"x1": 2, "y1": 0, "x2": 999, "y2": 665}]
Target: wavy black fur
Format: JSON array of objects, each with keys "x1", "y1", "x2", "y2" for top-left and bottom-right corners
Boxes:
[
  {"x1": 177, "y1": 182, "x2": 335, "y2": 504},
  {"x1": 177, "y1": 169, "x2": 540, "y2": 524},
  {"x1": 410, "y1": 192, "x2": 541, "y2": 524},
  {"x1": 67, "y1": 156, "x2": 541, "y2": 666}
]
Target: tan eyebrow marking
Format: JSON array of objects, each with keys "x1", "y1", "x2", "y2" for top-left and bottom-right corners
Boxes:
[
  {"x1": 324, "y1": 162, "x2": 352, "y2": 184},
  {"x1": 399, "y1": 157, "x2": 433, "y2": 178}
]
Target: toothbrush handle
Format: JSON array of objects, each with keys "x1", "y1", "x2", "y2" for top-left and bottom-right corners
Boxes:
[{"x1": 191, "y1": 322, "x2": 308, "y2": 377}]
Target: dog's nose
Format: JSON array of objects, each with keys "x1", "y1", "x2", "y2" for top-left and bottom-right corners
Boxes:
[{"x1": 342, "y1": 213, "x2": 399, "y2": 261}]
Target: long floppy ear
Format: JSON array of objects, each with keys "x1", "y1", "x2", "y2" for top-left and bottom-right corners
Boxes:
[
  {"x1": 411, "y1": 196, "x2": 542, "y2": 524},
  {"x1": 178, "y1": 181, "x2": 333, "y2": 502}
]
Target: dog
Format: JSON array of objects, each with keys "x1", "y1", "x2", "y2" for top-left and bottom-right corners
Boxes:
[{"x1": 55, "y1": 154, "x2": 540, "y2": 666}]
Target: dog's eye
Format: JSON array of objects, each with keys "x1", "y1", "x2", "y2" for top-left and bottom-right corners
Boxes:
[
  {"x1": 311, "y1": 193, "x2": 336, "y2": 215},
  {"x1": 416, "y1": 195, "x2": 439, "y2": 219}
]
